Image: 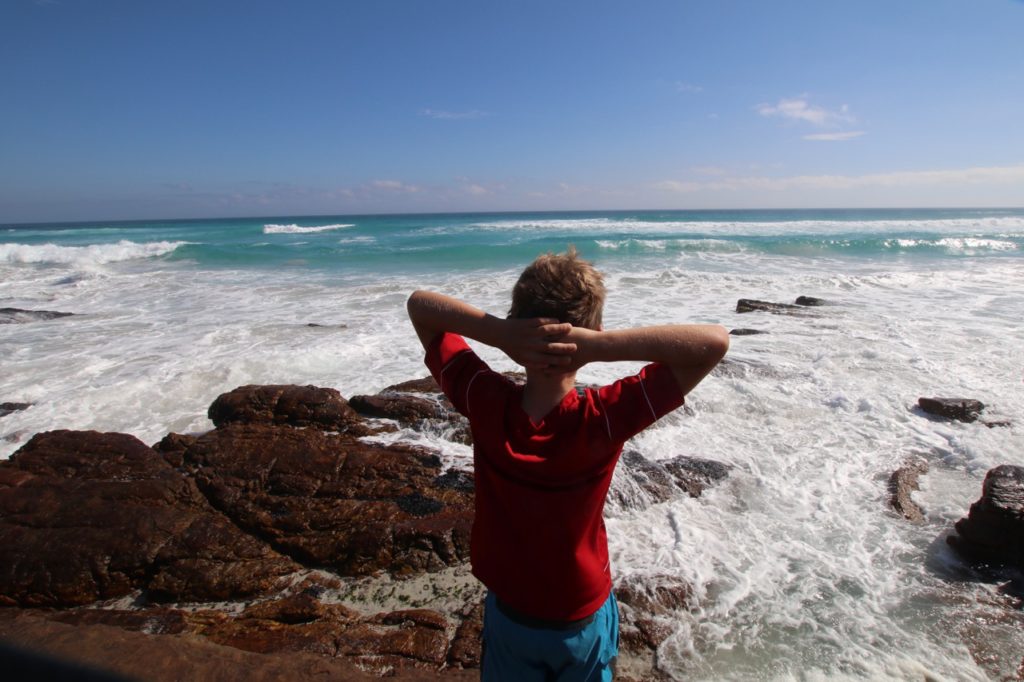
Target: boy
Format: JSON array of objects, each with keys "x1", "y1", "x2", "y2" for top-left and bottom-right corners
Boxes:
[{"x1": 407, "y1": 248, "x2": 728, "y2": 681}]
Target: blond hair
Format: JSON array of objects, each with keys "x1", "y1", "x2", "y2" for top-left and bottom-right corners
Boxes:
[{"x1": 508, "y1": 247, "x2": 605, "y2": 330}]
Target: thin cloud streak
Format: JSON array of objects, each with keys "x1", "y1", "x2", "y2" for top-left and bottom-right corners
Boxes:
[
  {"x1": 656, "y1": 163, "x2": 1024, "y2": 193},
  {"x1": 419, "y1": 108, "x2": 489, "y2": 120}
]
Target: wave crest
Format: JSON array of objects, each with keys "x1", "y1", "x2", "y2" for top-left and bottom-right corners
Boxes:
[
  {"x1": 263, "y1": 223, "x2": 354, "y2": 234},
  {"x1": 0, "y1": 240, "x2": 188, "y2": 266}
]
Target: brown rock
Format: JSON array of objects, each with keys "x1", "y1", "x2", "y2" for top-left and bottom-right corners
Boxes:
[
  {"x1": 348, "y1": 393, "x2": 444, "y2": 422},
  {"x1": 0, "y1": 610, "x2": 479, "y2": 681},
  {"x1": 447, "y1": 601, "x2": 484, "y2": 668},
  {"x1": 918, "y1": 397, "x2": 984, "y2": 423},
  {"x1": 615, "y1": 574, "x2": 693, "y2": 655},
  {"x1": 948, "y1": 465, "x2": 1024, "y2": 569},
  {"x1": 175, "y1": 422, "x2": 473, "y2": 577},
  {"x1": 889, "y1": 459, "x2": 929, "y2": 522},
  {"x1": 0, "y1": 430, "x2": 299, "y2": 607},
  {"x1": 207, "y1": 384, "x2": 366, "y2": 433}
]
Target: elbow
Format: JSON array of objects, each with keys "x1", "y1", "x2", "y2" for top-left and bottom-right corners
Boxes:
[{"x1": 706, "y1": 325, "x2": 730, "y2": 364}]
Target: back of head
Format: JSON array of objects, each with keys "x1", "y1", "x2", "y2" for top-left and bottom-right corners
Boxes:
[{"x1": 509, "y1": 247, "x2": 606, "y2": 330}]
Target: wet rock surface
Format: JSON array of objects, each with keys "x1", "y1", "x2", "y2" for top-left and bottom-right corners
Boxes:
[
  {"x1": 948, "y1": 465, "x2": 1024, "y2": 570},
  {"x1": 917, "y1": 397, "x2": 985, "y2": 423},
  {"x1": 729, "y1": 328, "x2": 767, "y2": 336},
  {"x1": 794, "y1": 296, "x2": 827, "y2": 306},
  {"x1": 208, "y1": 384, "x2": 370, "y2": 434},
  {"x1": 609, "y1": 450, "x2": 731, "y2": 513},
  {"x1": 0, "y1": 308, "x2": 75, "y2": 324},
  {"x1": 349, "y1": 378, "x2": 472, "y2": 445},
  {"x1": 736, "y1": 299, "x2": 802, "y2": 314},
  {"x1": 889, "y1": 458, "x2": 929, "y2": 522},
  {"x1": 0, "y1": 402, "x2": 32, "y2": 418},
  {"x1": 0, "y1": 430, "x2": 299, "y2": 607}
]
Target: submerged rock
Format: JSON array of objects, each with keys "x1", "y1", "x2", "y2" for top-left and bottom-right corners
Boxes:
[
  {"x1": 918, "y1": 397, "x2": 985, "y2": 423},
  {"x1": 948, "y1": 465, "x2": 1024, "y2": 570},
  {"x1": 0, "y1": 402, "x2": 32, "y2": 418},
  {"x1": 729, "y1": 328, "x2": 768, "y2": 336},
  {"x1": 0, "y1": 308, "x2": 74, "y2": 324},
  {"x1": 889, "y1": 458, "x2": 929, "y2": 522},
  {"x1": 608, "y1": 450, "x2": 731, "y2": 513},
  {"x1": 794, "y1": 296, "x2": 827, "y2": 306},
  {"x1": 736, "y1": 299, "x2": 802, "y2": 314}
]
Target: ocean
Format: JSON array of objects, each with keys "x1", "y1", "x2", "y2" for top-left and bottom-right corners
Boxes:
[{"x1": 2, "y1": 208, "x2": 1023, "y2": 679}]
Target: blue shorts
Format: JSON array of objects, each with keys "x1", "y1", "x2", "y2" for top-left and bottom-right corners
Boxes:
[{"x1": 481, "y1": 590, "x2": 619, "y2": 682}]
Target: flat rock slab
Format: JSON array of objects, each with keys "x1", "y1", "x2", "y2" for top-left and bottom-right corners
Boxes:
[
  {"x1": 918, "y1": 397, "x2": 985, "y2": 423},
  {"x1": 0, "y1": 308, "x2": 74, "y2": 324},
  {"x1": 175, "y1": 422, "x2": 473, "y2": 577},
  {"x1": 948, "y1": 465, "x2": 1024, "y2": 569},
  {"x1": 0, "y1": 430, "x2": 299, "y2": 607}
]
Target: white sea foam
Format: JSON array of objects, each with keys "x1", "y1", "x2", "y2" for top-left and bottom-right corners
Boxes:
[
  {"x1": 470, "y1": 216, "x2": 1024, "y2": 237},
  {"x1": 263, "y1": 223, "x2": 354, "y2": 234},
  {"x1": 0, "y1": 240, "x2": 187, "y2": 266}
]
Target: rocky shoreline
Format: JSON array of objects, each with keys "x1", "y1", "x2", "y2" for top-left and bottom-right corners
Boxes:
[
  {"x1": 0, "y1": 379, "x2": 735, "y2": 680},
  {"x1": 0, "y1": 298, "x2": 1021, "y2": 679}
]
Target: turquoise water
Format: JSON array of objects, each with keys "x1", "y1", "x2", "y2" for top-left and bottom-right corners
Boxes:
[{"x1": 4, "y1": 208, "x2": 1023, "y2": 277}]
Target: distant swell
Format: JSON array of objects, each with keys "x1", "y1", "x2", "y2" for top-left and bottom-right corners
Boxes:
[
  {"x1": 263, "y1": 223, "x2": 354, "y2": 234},
  {"x1": 0, "y1": 240, "x2": 188, "y2": 266}
]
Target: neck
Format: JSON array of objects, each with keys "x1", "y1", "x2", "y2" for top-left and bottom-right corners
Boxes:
[{"x1": 521, "y1": 369, "x2": 577, "y2": 422}]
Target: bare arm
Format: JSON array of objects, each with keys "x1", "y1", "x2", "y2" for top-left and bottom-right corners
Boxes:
[
  {"x1": 566, "y1": 324, "x2": 729, "y2": 397},
  {"x1": 406, "y1": 290, "x2": 577, "y2": 369}
]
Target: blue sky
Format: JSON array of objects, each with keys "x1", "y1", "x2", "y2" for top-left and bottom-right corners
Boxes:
[{"x1": 2, "y1": 0, "x2": 1023, "y2": 222}]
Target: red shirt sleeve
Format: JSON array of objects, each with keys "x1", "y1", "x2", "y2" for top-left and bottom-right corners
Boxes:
[
  {"x1": 593, "y1": 362, "x2": 686, "y2": 443},
  {"x1": 423, "y1": 332, "x2": 492, "y2": 418}
]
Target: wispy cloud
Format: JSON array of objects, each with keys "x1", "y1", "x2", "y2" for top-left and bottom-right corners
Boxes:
[
  {"x1": 756, "y1": 96, "x2": 854, "y2": 127},
  {"x1": 803, "y1": 131, "x2": 865, "y2": 142},
  {"x1": 370, "y1": 179, "x2": 421, "y2": 193},
  {"x1": 419, "y1": 108, "x2": 489, "y2": 120},
  {"x1": 655, "y1": 163, "x2": 1024, "y2": 193},
  {"x1": 674, "y1": 82, "x2": 703, "y2": 94}
]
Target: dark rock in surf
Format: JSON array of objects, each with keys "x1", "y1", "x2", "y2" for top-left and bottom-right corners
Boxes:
[
  {"x1": 736, "y1": 299, "x2": 801, "y2": 314},
  {"x1": 917, "y1": 397, "x2": 985, "y2": 423},
  {"x1": 889, "y1": 459, "x2": 929, "y2": 523},
  {"x1": 615, "y1": 574, "x2": 694, "y2": 654},
  {"x1": 0, "y1": 308, "x2": 74, "y2": 324},
  {"x1": 729, "y1": 328, "x2": 767, "y2": 336},
  {"x1": 608, "y1": 450, "x2": 730, "y2": 513},
  {"x1": 795, "y1": 296, "x2": 827, "y2": 306},
  {"x1": 948, "y1": 465, "x2": 1024, "y2": 570},
  {"x1": 0, "y1": 402, "x2": 32, "y2": 418},
  {"x1": 350, "y1": 381, "x2": 471, "y2": 445}
]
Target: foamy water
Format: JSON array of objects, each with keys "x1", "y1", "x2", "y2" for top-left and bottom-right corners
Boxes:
[{"x1": 1, "y1": 210, "x2": 1022, "y2": 679}]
